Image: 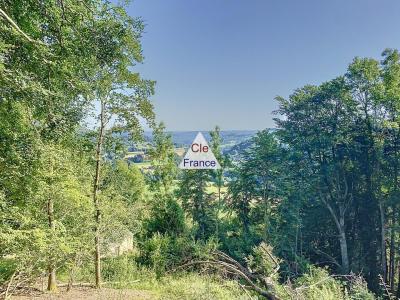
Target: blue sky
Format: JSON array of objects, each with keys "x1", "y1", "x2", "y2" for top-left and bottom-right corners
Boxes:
[{"x1": 128, "y1": 0, "x2": 400, "y2": 131}]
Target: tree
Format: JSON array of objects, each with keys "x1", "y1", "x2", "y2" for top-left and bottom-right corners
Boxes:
[
  {"x1": 0, "y1": 1, "x2": 107, "y2": 291},
  {"x1": 227, "y1": 130, "x2": 281, "y2": 247},
  {"x1": 209, "y1": 126, "x2": 226, "y2": 237},
  {"x1": 148, "y1": 123, "x2": 178, "y2": 196},
  {"x1": 275, "y1": 78, "x2": 356, "y2": 275},
  {"x1": 210, "y1": 126, "x2": 224, "y2": 201},
  {"x1": 345, "y1": 57, "x2": 383, "y2": 290},
  {"x1": 89, "y1": 6, "x2": 155, "y2": 287},
  {"x1": 228, "y1": 159, "x2": 258, "y2": 237},
  {"x1": 146, "y1": 123, "x2": 185, "y2": 237},
  {"x1": 178, "y1": 169, "x2": 215, "y2": 240}
]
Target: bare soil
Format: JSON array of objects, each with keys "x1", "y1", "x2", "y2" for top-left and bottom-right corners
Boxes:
[{"x1": 10, "y1": 286, "x2": 155, "y2": 300}]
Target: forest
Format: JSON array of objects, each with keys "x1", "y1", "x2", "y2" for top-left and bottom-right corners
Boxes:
[{"x1": 0, "y1": 1, "x2": 399, "y2": 299}]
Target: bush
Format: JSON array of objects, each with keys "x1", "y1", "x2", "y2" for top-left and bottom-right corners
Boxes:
[
  {"x1": 274, "y1": 267, "x2": 376, "y2": 300},
  {"x1": 102, "y1": 255, "x2": 138, "y2": 286},
  {"x1": 246, "y1": 242, "x2": 282, "y2": 281},
  {"x1": 144, "y1": 196, "x2": 186, "y2": 237},
  {"x1": 347, "y1": 276, "x2": 375, "y2": 300},
  {"x1": 138, "y1": 233, "x2": 217, "y2": 278},
  {"x1": 0, "y1": 259, "x2": 16, "y2": 285},
  {"x1": 292, "y1": 267, "x2": 346, "y2": 300}
]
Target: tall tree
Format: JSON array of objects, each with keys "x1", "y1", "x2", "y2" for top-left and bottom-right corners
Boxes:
[
  {"x1": 345, "y1": 57, "x2": 383, "y2": 290},
  {"x1": 89, "y1": 5, "x2": 155, "y2": 287},
  {"x1": 275, "y1": 78, "x2": 357, "y2": 275},
  {"x1": 146, "y1": 123, "x2": 185, "y2": 237},
  {"x1": 178, "y1": 169, "x2": 215, "y2": 240},
  {"x1": 148, "y1": 123, "x2": 178, "y2": 196},
  {"x1": 380, "y1": 49, "x2": 400, "y2": 292},
  {"x1": 1, "y1": 0, "x2": 104, "y2": 291},
  {"x1": 209, "y1": 126, "x2": 226, "y2": 237}
]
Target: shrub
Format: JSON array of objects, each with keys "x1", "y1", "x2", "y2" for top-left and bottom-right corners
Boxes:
[
  {"x1": 138, "y1": 233, "x2": 217, "y2": 278},
  {"x1": 275, "y1": 267, "x2": 377, "y2": 300},
  {"x1": 144, "y1": 196, "x2": 186, "y2": 237}
]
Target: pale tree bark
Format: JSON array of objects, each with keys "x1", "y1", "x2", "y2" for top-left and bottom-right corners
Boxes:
[
  {"x1": 47, "y1": 195, "x2": 57, "y2": 291},
  {"x1": 389, "y1": 208, "x2": 396, "y2": 290},
  {"x1": 319, "y1": 166, "x2": 352, "y2": 275},
  {"x1": 47, "y1": 160, "x2": 57, "y2": 292},
  {"x1": 379, "y1": 202, "x2": 387, "y2": 283},
  {"x1": 93, "y1": 99, "x2": 106, "y2": 289},
  {"x1": 324, "y1": 201, "x2": 349, "y2": 274},
  {"x1": 338, "y1": 206, "x2": 349, "y2": 275}
]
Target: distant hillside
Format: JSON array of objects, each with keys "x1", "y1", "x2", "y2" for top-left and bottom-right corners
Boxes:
[
  {"x1": 223, "y1": 138, "x2": 255, "y2": 157},
  {"x1": 144, "y1": 130, "x2": 258, "y2": 149}
]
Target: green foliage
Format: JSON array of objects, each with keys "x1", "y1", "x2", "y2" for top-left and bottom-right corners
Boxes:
[
  {"x1": 347, "y1": 277, "x2": 376, "y2": 300},
  {"x1": 178, "y1": 169, "x2": 217, "y2": 240},
  {"x1": 293, "y1": 267, "x2": 347, "y2": 300},
  {"x1": 138, "y1": 233, "x2": 217, "y2": 278},
  {"x1": 227, "y1": 130, "x2": 282, "y2": 245},
  {"x1": 144, "y1": 196, "x2": 186, "y2": 237},
  {"x1": 148, "y1": 123, "x2": 178, "y2": 195},
  {"x1": 102, "y1": 254, "x2": 138, "y2": 287},
  {"x1": 247, "y1": 242, "x2": 282, "y2": 281},
  {"x1": 144, "y1": 123, "x2": 186, "y2": 238},
  {"x1": 1, "y1": 0, "x2": 399, "y2": 296},
  {"x1": 146, "y1": 273, "x2": 247, "y2": 300}
]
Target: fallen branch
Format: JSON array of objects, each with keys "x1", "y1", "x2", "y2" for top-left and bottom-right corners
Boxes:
[
  {"x1": 58, "y1": 282, "x2": 95, "y2": 288},
  {"x1": 238, "y1": 282, "x2": 256, "y2": 300},
  {"x1": 177, "y1": 260, "x2": 280, "y2": 300},
  {"x1": 4, "y1": 271, "x2": 16, "y2": 299},
  {"x1": 58, "y1": 279, "x2": 140, "y2": 288}
]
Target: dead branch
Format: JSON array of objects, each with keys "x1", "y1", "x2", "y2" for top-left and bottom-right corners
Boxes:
[
  {"x1": 4, "y1": 271, "x2": 16, "y2": 299},
  {"x1": 176, "y1": 260, "x2": 280, "y2": 300}
]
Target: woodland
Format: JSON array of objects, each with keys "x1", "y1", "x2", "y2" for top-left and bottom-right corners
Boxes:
[{"x1": 0, "y1": 1, "x2": 399, "y2": 299}]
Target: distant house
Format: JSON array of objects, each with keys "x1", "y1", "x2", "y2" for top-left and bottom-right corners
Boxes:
[{"x1": 107, "y1": 230, "x2": 134, "y2": 257}]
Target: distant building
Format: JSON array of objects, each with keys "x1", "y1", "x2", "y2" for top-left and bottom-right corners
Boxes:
[{"x1": 107, "y1": 230, "x2": 134, "y2": 257}]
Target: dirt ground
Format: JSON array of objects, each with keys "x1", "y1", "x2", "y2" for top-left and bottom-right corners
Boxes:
[{"x1": 10, "y1": 286, "x2": 155, "y2": 300}]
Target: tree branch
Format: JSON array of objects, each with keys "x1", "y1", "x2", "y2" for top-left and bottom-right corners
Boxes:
[{"x1": 0, "y1": 8, "x2": 45, "y2": 45}]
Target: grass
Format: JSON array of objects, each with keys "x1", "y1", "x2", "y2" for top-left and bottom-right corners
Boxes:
[
  {"x1": 205, "y1": 184, "x2": 228, "y2": 194},
  {"x1": 92, "y1": 257, "x2": 250, "y2": 300},
  {"x1": 134, "y1": 161, "x2": 152, "y2": 169},
  {"x1": 111, "y1": 272, "x2": 249, "y2": 300}
]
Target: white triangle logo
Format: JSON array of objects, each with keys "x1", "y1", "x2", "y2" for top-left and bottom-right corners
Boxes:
[{"x1": 179, "y1": 132, "x2": 221, "y2": 170}]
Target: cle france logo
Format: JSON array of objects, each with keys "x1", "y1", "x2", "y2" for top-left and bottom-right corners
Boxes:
[{"x1": 179, "y1": 132, "x2": 221, "y2": 170}]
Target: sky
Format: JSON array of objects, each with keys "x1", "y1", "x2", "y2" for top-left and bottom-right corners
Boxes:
[{"x1": 127, "y1": 0, "x2": 400, "y2": 131}]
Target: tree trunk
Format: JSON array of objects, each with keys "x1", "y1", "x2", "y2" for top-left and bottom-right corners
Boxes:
[
  {"x1": 397, "y1": 217, "x2": 400, "y2": 299},
  {"x1": 47, "y1": 196, "x2": 58, "y2": 292},
  {"x1": 389, "y1": 208, "x2": 395, "y2": 290},
  {"x1": 47, "y1": 267, "x2": 57, "y2": 292},
  {"x1": 338, "y1": 213, "x2": 350, "y2": 274},
  {"x1": 215, "y1": 184, "x2": 221, "y2": 237},
  {"x1": 93, "y1": 99, "x2": 105, "y2": 289},
  {"x1": 379, "y1": 202, "x2": 387, "y2": 283},
  {"x1": 325, "y1": 201, "x2": 349, "y2": 274},
  {"x1": 397, "y1": 261, "x2": 400, "y2": 299},
  {"x1": 263, "y1": 184, "x2": 269, "y2": 242}
]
